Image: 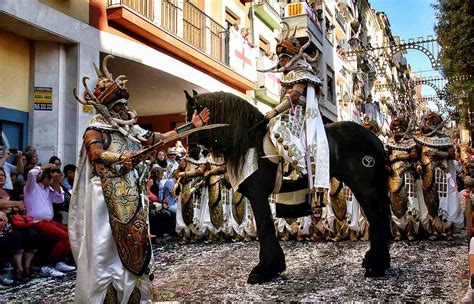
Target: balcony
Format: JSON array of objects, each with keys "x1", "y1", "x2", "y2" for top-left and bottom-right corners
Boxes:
[
  {"x1": 283, "y1": 2, "x2": 324, "y2": 44},
  {"x1": 109, "y1": 0, "x2": 227, "y2": 63},
  {"x1": 253, "y1": 0, "x2": 281, "y2": 30},
  {"x1": 106, "y1": 0, "x2": 256, "y2": 91}
]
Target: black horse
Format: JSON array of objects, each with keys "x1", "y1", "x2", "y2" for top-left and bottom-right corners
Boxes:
[{"x1": 185, "y1": 91, "x2": 391, "y2": 283}]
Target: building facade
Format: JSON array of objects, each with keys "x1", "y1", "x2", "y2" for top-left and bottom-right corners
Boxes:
[{"x1": 0, "y1": 0, "x2": 416, "y2": 164}]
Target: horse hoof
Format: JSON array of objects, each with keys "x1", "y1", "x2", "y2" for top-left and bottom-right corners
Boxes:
[
  {"x1": 247, "y1": 273, "x2": 270, "y2": 284},
  {"x1": 364, "y1": 268, "x2": 386, "y2": 278}
]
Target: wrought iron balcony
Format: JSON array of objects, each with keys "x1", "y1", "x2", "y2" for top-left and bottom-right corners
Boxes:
[{"x1": 107, "y1": 0, "x2": 229, "y2": 65}]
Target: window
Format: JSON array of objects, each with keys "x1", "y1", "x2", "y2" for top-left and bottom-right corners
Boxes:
[
  {"x1": 258, "y1": 36, "x2": 270, "y2": 57},
  {"x1": 326, "y1": 66, "x2": 335, "y2": 103},
  {"x1": 225, "y1": 9, "x2": 240, "y2": 30}
]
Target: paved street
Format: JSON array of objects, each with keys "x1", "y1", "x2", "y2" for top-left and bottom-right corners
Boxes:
[{"x1": 0, "y1": 233, "x2": 469, "y2": 302}]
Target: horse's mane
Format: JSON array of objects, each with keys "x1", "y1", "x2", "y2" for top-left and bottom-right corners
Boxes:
[{"x1": 193, "y1": 92, "x2": 266, "y2": 177}]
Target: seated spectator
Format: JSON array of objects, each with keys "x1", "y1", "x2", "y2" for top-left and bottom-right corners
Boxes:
[
  {"x1": 23, "y1": 164, "x2": 75, "y2": 277},
  {"x1": 0, "y1": 167, "x2": 39, "y2": 283},
  {"x1": 163, "y1": 170, "x2": 179, "y2": 214},
  {"x1": 23, "y1": 151, "x2": 39, "y2": 181},
  {"x1": 147, "y1": 178, "x2": 174, "y2": 239},
  {"x1": 0, "y1": 145, "x2": 24, "y2": 191}
]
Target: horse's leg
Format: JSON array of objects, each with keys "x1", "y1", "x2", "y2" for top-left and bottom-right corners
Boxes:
[
  {"x1": 239, "y1": 160, "x2": 285, "y2": 284},
  {"x1": 354, "y1": 187, "x2": 391, "y2": 277}
]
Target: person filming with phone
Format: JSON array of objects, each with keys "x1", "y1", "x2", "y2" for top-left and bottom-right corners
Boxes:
[{"x1": 0, "y1": 144, "x2": 24, "y2": 191}]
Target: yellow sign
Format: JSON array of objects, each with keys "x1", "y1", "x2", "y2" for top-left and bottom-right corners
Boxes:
[{"x1": 33, "y1": 87, "x2": 53, "y2": 111}]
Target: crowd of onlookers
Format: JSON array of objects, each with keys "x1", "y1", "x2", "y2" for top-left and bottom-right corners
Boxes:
[{"x1": 0, "y1": 142, "x2": 184, "y2": 288}]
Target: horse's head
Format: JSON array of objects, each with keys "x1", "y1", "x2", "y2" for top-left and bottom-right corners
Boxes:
[
  {"x1": 182, "y1": 91, "x2": 266, "y2": 177},
  {"x1": 184, "y1": 90, "x2": 206, "y2": 146},
  {"x1": 185, "y1": 90, "x2": 205, "y2": 121}
]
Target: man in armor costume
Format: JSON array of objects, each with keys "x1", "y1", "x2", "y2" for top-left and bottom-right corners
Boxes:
[
  {"x1": 260, "y1": 24, "x2": 330, "y2": 195},
  {"x1": 175, "y1": 143, "x2": 207, "y2": 243},
  {"x1": 387, "y1": 118, "x2": 424, "y2": 241},
  {"x1": 199, "y1": 152, "x2": 227, "y2": 241},
  {"x1": 414, "y1": 112, "x2": 464, "y2": 240},
  {"x1": 68, "y1": 55, "x2": 210, "y2": 303}
]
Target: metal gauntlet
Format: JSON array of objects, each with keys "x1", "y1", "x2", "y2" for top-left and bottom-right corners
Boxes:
[
  {"x1": 98, "y1": 151, "x2": 122, "y2": 164},
  {"x1": 176, "y1": 122, "x2": 195, "y2": 134},
  {"x1": 274, "y1": 96, "x2": 292, "y2": 115}
]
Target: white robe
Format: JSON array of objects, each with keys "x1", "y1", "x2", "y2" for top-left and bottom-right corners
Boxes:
[{"x1": 69, "y1": 145, "x2": 152, "y2": 303}]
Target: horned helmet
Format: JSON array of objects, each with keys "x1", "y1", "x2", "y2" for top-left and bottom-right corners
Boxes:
[
  {"x1": 390, "y1": 117, "x2": 408, "y2": 140},
  {"x1": 257, "y1": 22, "x2": 320, "y2": 73},
  {"x1": 73, "y1": 55, "x2": 144, "y2": 143},
  {"x1": 86, "y1": 55, "x2": 130, "y2": 110},
  {"x1": 422, "y1": 112, "x2": 443, "y2": 133}
]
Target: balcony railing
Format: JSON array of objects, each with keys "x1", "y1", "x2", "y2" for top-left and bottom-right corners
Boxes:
[{"x1": 108, "y1": 0, "x2": 229, "y2": 65}]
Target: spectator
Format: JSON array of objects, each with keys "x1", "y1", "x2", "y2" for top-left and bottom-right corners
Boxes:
[
  {"x1": 166, "y1": 147, "x2": 179, "y2": 177},
  {"x1": 48, "y1": 156, "x2": 62, "y2": 169},
  {"x1": 23, "y1": 164, "x2": 75, "y2": 277},
  {"x1": 147, "y1": 177, "x2": 174, "y2": 239},
  {"x1": 150, "y1": 166, "x2": 165, "y2": 203},
  {"x1": 61, "y1": 164, "x2": 76, "y2": 191},
  {"x1": 163, "y1": 170, "x2": 179, "y2": 214},
  {"x1": 23, "y1": 151, "x2": 39, "y2": 181},
  {"x1": 0, "y1": 145, "x2": 24, "y2": 191},
  {"x1": 0, "y1": 167, "x2": 39, "y2": 283},
  {"x1": 156, "y1": 150, "x2": 168, "y2": 170},
  {"x1": 25, "y1": 146, "x2": 36, "y2": 154}
]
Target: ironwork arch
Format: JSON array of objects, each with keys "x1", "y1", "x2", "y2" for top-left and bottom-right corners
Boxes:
[
  {"x1": 361, "y1": 53, "x2": 385, "y2": 75},
  {"x1": 388, "y1": 43, "x2": 441, "y2": 70},
  {"x1": 402, "y1": 80, "x2": 444, "y2": 101}
]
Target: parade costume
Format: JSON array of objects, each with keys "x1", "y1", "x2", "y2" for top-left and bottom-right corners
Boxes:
[
  {"x1": 69, "y1": 57, "x2": 155, "y2": 303},
  {"x1": 175, "y1": 148, "x2": 206, "y2": 242},
  {"x1": 387, "y1": 118, "x2": 425, "y2": 241},
  {"x1": 199, "y1": 153, "x2": 227, "y2": 240},
  {"x1": 259, "y1": 25, "x2": 330, "y2": 194},
  {"x1": 414, "y1": 113, "x2": 463, "y2": 239},
  {"x1": 69, "y1": 56, "x2": 209, "y2": 302}
]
